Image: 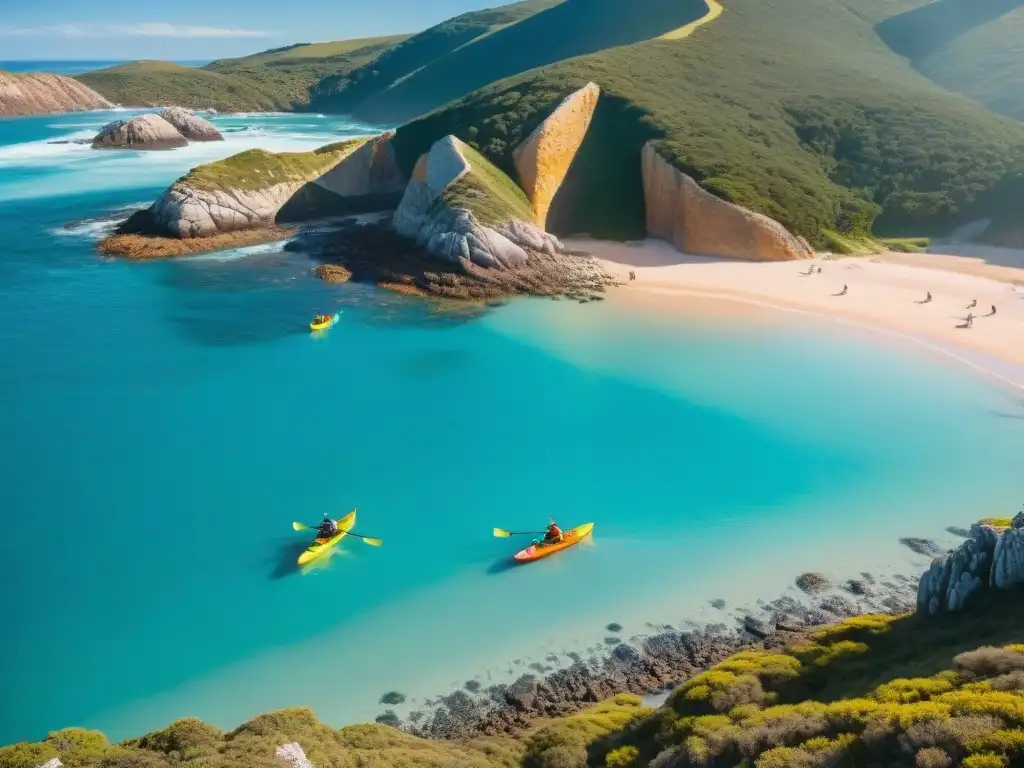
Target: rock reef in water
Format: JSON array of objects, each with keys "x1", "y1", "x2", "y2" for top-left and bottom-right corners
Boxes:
[
  {"x1": 641, "y1": 141, "x2": 814, "y2": 261},
  {"x1": 512, "y1": 82, "x2": 599, "y2": 228},
  {"x1": 92, "y1": 114, "x2": 188, "y2": 151},
  {"x1": 0, "y1": 69, "x2": 112, "y2": 116},
  {"x1": 157, "y1": 107, "x2": 223, "y2": 142},
  {"x1": 917, "y1": 512, "x2": 1024, "y2": 614}
]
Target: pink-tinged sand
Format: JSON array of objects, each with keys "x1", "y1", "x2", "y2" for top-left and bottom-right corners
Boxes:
[{"x1": 570, "y1": 238, "x2": 1024, "y2": 376}]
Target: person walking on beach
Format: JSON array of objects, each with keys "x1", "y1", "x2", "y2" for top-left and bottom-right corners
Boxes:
[
  {"x1": 967, "y1": 299, "x2": 977, "y2": 309},
  {"x1": 817, "y1": 267, "x2": 822, "y2": 274},
  {"x1": 965, "y1": 312, "x2": 974, "y2": 328},
  {"x1": 920, "y1": 291, "x2": 932, "y2": 304},
  {"x1": 990, "y1": 304, "x2": 997, "y2": 316},
  {"x1": 836, "y1": 284, "x2": 848, "y2": 296},
  {"x1": 628, "y1": 271, "x2": 635, "y2": 282}
]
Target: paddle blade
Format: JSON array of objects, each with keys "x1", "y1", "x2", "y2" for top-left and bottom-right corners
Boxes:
[
  {"x1": 292, "y1": 522, "x2": 311, "y2": 532},
  {"x1": 360, "y1": 537, "x2": 383, "y2": 547},
  {"x1": 493, "y1": 528, "x2": 512, "y2": 538}
]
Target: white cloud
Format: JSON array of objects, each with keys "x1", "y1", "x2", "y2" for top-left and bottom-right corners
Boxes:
[{"x1": 0, "y1": 22, "x2": 269, "y2": 38}]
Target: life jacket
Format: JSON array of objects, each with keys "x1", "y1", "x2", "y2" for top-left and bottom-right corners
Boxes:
[{"x1": 546, "y1": 524, "x2": 563, "y2": 539}]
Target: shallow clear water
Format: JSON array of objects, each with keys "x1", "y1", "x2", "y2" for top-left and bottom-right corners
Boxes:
[
  {"x1": 1, "y1": 61, "x2": 210, "y2": 76},
  {"x1": 2, "y1": 111, "x2": 1023, "y2": 744}
]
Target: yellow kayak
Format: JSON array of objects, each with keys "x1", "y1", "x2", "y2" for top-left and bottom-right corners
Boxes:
[
  {"x1": 514, "y1": 523, "x2": 594, "y2": 563},
  {"x1": 309, "y1": 314, "x2": 337, "y2": 332},
  {"x1": 298, "y1": 509, "x2": 356, "y2": 565}
]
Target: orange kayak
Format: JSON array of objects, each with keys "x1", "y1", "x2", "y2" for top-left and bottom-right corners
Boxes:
[{"x1": 514, "y1": 523, "x2": 594, "y2": 563}]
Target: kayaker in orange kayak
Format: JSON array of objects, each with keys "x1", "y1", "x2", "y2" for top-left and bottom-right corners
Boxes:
[
  {"x1": 533, "y1": 521, "x2": 563, "y2": 547},
  {"x1": 313, "y1": 314, "x2": 330, "y2": 325}
]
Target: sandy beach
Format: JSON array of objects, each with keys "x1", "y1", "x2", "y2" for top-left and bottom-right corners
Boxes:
[{"x1": 574, "y1": 237, "x2": 1024, "y2": 385}]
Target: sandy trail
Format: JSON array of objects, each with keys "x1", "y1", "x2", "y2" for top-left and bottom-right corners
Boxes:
[{"x1": 569, "y1": 237, "x2": 1024, "y2": 382}]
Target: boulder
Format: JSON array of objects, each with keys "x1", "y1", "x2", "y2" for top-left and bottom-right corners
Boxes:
[
  {"x1": 392, "y1": 135, "x2": 561, "y2": 270},
  {"x1": 992, "y1": 527, "x2": 1024, "y2": 589},
  {"x1": 157, "y1": 107, "x2": 223, "y2": 141},
  {"x1": 0, "y1": 70, "x2": 111, "y2": 116},
  {"x1": 641, "y1": 141, "x2": 814, "y2": 261},
  {"x1": 275, "y1": 743, "x2": 312, "y2": 768},
  {"x1": 92, "y1": 114, "x2": 188, "y2": 151},
  {"x1": 512, "y1": 82, "x2": 600, "y2": 228}
]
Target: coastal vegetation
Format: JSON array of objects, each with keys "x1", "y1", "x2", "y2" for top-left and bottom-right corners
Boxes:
[
  {"x1": 445, "y1": 144, "x2": 537, "y2": 226},
  {"x1": 4, "y1": 587, "x2": 1023, "y2": 767}
]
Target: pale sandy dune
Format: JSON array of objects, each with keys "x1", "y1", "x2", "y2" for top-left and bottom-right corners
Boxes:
[{"x1": 570, "y1": 237, "x2": 1024, "y2": 376}]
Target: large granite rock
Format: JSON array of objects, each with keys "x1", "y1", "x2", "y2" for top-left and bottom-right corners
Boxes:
[
  {"x1": 157, "y1": 107, "x2": 223, "y2": 141},
  {"x1": 92, "y1": 114, "x2": 188, "y2": 151},
  {"x1": 314, "y1": 131, "x2": 404, "y2": 197},
  {"x1": 917, "y1": 518, "x2": 1024, "y2": 614},
  {"x1": 0, "y1": 70, "x2": 111, "y2": 116},
  {"x1": 512, "y1": 82, "x2": 599, "y2": 228},
  {"x1": 392, "y1": 135, "x2": 561, "y2": 269},
  {"x1": 275, "y1": 743, "x2": 313, "y2": 768},
  {"x1": 143, "y1": 138, "x2": 384, "y2": 237},
  {"x1": 641, "y1": 141, "x2": 814, "y2": 261}
]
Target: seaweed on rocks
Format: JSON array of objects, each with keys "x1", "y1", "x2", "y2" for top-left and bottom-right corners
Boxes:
[{"x1": 295, "y1": 218, "x2": 614, "y2": 301}]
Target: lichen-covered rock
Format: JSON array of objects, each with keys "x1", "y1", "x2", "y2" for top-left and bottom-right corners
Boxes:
[
  {"x1": 313, "y1": 132, "x2": 404, "y2": 197},
  {"x1": 512, "y1": 82, "x2": 599, "y2": 227},
  {"x1": 392, "y1": 135, "x2": 561, "y2": 269},
  {"x1": 37, "y1": 759, "x2": 62, "y2": 768},
  {"x1": 641, "y1": 141, "x2": 814, "y2": 261},
  {"x1": 157, "y1": 107, "x2": 223, "y2": 141},
  {"x1": 92, "y1": 114, "x2": 188, "y2": 151},
  {"x1": 0, "y1": 70, "x2": 111, "y2": 116},
  {"x1": 992, "y1": 527, "x2": 1024, "y2": 589},
  {"x1": 275, "y1": 743, "x2": 312, "y2": 768}
]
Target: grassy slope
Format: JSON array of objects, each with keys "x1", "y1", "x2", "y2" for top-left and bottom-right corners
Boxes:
[
  {"x1": 391, "y1": 0, "x2": 1024, "y2": 244},
  {"x1": 77, "y1": 36, "x2": 408, "y2": 112},
  {"x1": 77, "y1": 62, "x2": 280, "y2": 112},
  {"x1": 446, "y1": 143, "x2": 537, "y2": 226},
  {"x1": 179, "y1": 139, "x2": 364, "y2": 192},
  {"x1": 347, "y1": 0, "x2": 709, "y2": 125},
  {"x1": 308, "y1": 0, "x2": 564, "y2": 114},
  {"x1": 874, "y1": 0, "x2": 1024, "y2": 122}
]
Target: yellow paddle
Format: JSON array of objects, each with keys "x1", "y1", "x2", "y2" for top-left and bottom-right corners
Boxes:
[
  {"x1": 292, "y1": 521, "x2": 383, "y2": 547},
  {"x1": 493, "y1": 528, "x2": 546, "y2": 538}
]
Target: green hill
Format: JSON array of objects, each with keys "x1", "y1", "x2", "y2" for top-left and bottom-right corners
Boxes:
[
  {"x1": 389, "y1": 0, "x2": 1024, "y2": 244},
  {"x1": 875, "y1": 0, "x2": 1024, "y2": 121},
  {"x1": 76, "y1": 36, "x2": 407, "y2": 112},
  {"x1": 308, "y1": 0, "x2": 564, "y2": 114}
]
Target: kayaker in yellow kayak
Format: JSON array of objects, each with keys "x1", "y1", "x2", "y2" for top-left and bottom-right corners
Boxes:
[{"x1": 317, "y1": 514, "x2": 339, "y2": 539}]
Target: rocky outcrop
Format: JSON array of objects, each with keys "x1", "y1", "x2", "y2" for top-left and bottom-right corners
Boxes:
[
  {"x1": 641, "y1": 141, "x2": 814, "y2": 261},
  {"x1": 512, "y1": 82, "x2": 599, "y2": 228},
  {"x1": 150, "y1": 181, "x2": 308, "y2": 236},
  {"x1": 157, "y1": 107, "x2": 223, "y2": 141},
  {"x1": 917, "y1": 514, "x2": 1024, "y2": 614},
  {"x1": 313, "y1": 132, "x2": 404, "y2": 197},
  {"x1": 92, "y1": 114, "x2": 188, "y2": 151},
  {"x1": 0, "y1": 70, "x2": 112, "y2": 116},
  {"x1": 392, "y1": 135, "x2": 561, "y2": 269},
  {"x1": 275, "y1": 743, "x2": 313, "y2": 768}
]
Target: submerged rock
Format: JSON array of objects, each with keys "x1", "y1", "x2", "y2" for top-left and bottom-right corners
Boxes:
[
  {"x1": 796, "y1": 572, "x2": 832, "y2": 594},
  {"x1": 641, "y1": 141, "x2": 813, "y2": 261},
  {"x1": 157, "y1": 106, "x2": 223, "y2": 141},
  {"x1": 900, "y1": 537, "x2": 947, "y2": 557},
  {"x1": 92, "y1": 114, "x2": 188, "y2": 151}
]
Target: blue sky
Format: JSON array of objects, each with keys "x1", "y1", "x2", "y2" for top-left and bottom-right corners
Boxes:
[{"x1": 0, "y1": 0, "x2": 501, "y2": 60}]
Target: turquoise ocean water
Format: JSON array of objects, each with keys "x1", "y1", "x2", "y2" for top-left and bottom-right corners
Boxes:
[{"x1": 2, "y1": 109, "x2": 1023, "y2": 745}]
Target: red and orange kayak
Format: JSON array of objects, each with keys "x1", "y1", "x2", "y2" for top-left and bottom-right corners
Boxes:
[{"x1": 514, "y1": 523, "x2": 594, "y2": 563}]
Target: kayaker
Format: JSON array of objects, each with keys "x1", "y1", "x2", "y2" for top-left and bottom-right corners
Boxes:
[{"x1": 318, "y1": 514, "x2": 339, "y2": 539}]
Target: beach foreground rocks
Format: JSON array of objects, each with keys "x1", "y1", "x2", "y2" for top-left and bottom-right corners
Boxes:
[
  {"x1": 92, "y1": 114, "x2": 188, "y2": 151},
  {"x1": 642, "y1": 141, "x2": 814, "y2": 261},
  {"x1": 917, "y1": 513, "x2": 1024, "y2": 613}
]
